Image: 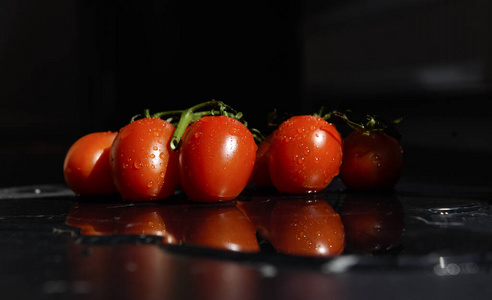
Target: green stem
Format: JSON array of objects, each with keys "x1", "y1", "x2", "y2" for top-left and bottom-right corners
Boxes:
[
  {"x1": 168, "y1": 100, "x2": 245, "y2": 151},
  {"x1": 170, "y1": 109, "x2": 194, "y2": 151},
  {"x1": 152, "y1": 110, "x2": 183, "y2": 119},
  {"x1": 333, "y1": 111, "x2": 366, "y2": 133}
]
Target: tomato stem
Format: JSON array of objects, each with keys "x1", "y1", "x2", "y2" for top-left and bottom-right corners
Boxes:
[
  {"x1": 170, "y1": 109, "x2": 194, "y2": 151},
  {"x1": 168, "y1": 100, "x2": 248, "y2": 151},
  {"x1": 333, "y1": 110, "x2": 403, "y2": 140}
]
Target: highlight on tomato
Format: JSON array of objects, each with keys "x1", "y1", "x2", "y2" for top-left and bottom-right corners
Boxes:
[
  {"x1": 268, "y1": 115, "x2": 343, "y2": 194},
  {"x1": 334, "y1": 112, "x2": 404, "y2": 190},
  {"x1": 63, "y1": 131, "x2": 118, "y2": 195},
  {"x1": 168, "y1": 101, "x2": 258, "y2": 202},
  {"x1": 110, "y1": 115, "x2": 179, "y2": 201}
]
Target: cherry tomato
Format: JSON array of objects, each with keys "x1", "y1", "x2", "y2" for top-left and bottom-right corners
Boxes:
[
  {"x1": 63, "y1": 131, "x2": 118, "y2": 195},
  {"x1": 178, "y1": 116, "x2": 257, "y2": 202},
  {"x1": 268, "y1": 116, "x2": 343, "y2": 194},
  {"x1": 110, "y1": 117, "x2": 179, "y2": 201},
  {"x1": 340, "y1": 131, "x2": 403, "y2": 190},
  {"x1": 250, "y1": 134, "x2": 273, "y2": 187}
]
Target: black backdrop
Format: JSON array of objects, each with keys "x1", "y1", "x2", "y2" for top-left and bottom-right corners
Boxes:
[{"x1": 1, "y1": 0, "x2": 491, "y2": 187}]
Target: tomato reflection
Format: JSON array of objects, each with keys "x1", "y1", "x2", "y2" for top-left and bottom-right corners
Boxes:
[
  {"x1": 66, "y1": 202, "x2": 259, "y2": 253},
  {"x1": 178, "y1": 204, "x2": 259, "y2": 252},
  {"x1": 238, "y1": 195, "x2": 346, "y2": 257},
  {"x1": 66, "y1": 192, "x2": 404, "y2": 256},
  {"x1": 66, "y1": 195, "x2": 347, "y2": 257},
  {"x1": 340, "y1": 193, "x2": 404, "y2": 253}
]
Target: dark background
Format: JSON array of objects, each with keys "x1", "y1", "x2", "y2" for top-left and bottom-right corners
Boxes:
[{"x1": 1, "y1": 0, "x2": 491, "y2": 188}]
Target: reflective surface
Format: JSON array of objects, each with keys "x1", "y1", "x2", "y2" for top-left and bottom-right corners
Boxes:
[{"x1": 1, "y1": 181, "x2": 492, "y2": 299}]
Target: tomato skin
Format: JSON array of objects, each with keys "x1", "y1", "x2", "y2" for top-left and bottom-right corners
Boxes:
[
  {"x1": 179, "y1": 116, "x2": 257, "y2": 202},
  {"x1": 63, "y1": 131, "x2": 118, "y2": 195},
  {"x1": 340, "y1": 131, "x2": 403, "y2": 190},
  {"x1": 110, "y1": 117, "x2": 179, "y2": 201},
  {"x1": 250, "y1": 134, "x2": 273, "y2": 187},
  {"x1": 268, "y1": 116, "x2": 343, "y2": 194}
]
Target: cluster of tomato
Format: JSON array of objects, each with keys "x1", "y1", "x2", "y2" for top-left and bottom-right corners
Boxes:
[{"x1": 63, "y1": 101, "x2": 404, "y2": 202}]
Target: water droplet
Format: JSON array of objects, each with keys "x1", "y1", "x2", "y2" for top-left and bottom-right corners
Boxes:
[
  {"x1": 194, "y1": 132, "x2": 201, "y2": 138},
  {"x1": 297, "y1": 127, "x2": 304, "y2": 134},
  {"x1": 228, "y1": 127, "x2": 238, "y2": 135},
  {"x1": 297, "y1": 157, "x2": 304, "y2": 164},
  {"x1": 133, "y1": 161, "x2": 143, "y2": 169},
  {"x1": 159, "y1": 152, "x2": 165, "y2": 159},
  {"x1": 148, "y1": 221, "x2": 154, "y2": 228},
  {"x1": 150, "y1": 153, "x2": 155, "y2": 158},
  {"x1": 147, "y1": 181, "x2": 153, "y2": 188},
  {"x1": 160, "y1": 173, "x2": 165, "y2": 178},
  {"x1": 122, "y1": 163, "x2": 129, "y2": 169},
  {"x1": 154, "y1": 131, "x2": 160, "y2": 137},
  {"x1": 304, "y1": 148, "x2": 310, "y2": 155},
  {"x1": 153, "y1": 146, "x2": 158, "y2": 151},
  {"x1": 151, "y1": 164, "x2": 156, "y2": 169},
  {"x1": 310, "y1": 125, "x2": 316, "y2": 131},
  {"x1": 157, "y1": 140, "x2": 162, "y2": 144}
]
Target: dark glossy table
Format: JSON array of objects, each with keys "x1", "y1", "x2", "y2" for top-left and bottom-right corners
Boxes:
[{"x1": 1, "y1": 179, "x2": 491, "y2": 300}]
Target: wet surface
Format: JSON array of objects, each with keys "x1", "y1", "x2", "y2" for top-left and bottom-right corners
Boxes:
[{"x1": 1, "y1": 180, "x2": 492, "y2": 299}]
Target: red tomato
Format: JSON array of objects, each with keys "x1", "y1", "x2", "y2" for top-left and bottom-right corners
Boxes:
[
  {"x1": 250, "y1": 134, "x2": 273, "y2": 187},
  {"x1": 178, "y1": 116, "x2": 257, "y2": 202},
  {"x1": 110, "y1": 117, "x2": 179, "y2": 201},
  {"x1": 340, "y1": 131, "x2": 403, "y2": 190},
  {"x1": 63, "y1": 131, "x2": 118, "y2": 195},
  {"x1": 268, "y1": 116, "x2": 343, "y2": 194}
]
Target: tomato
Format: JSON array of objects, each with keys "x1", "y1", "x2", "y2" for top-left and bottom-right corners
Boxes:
[
  {"x1": 250, "y1": 134, "x2": 273, "y2": 187},
  {"x1": 268, "y1": 116, "x2": 343, "y2": 194},
  {"x1": 340, "y1": 131, "x2": 403, "y2": 190},
  {"x1": 341, "y1": 193, "x2": 404, "y2": 252},
  {"x1": 178, "y1": 116, "x2": 257, "y2": 202},
  {"x1": 63, "y1": 131, "x2": 118, "y2": 195},
  {"x1": 110, "y1": 117, "x2": 179, "y2": 201}
]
